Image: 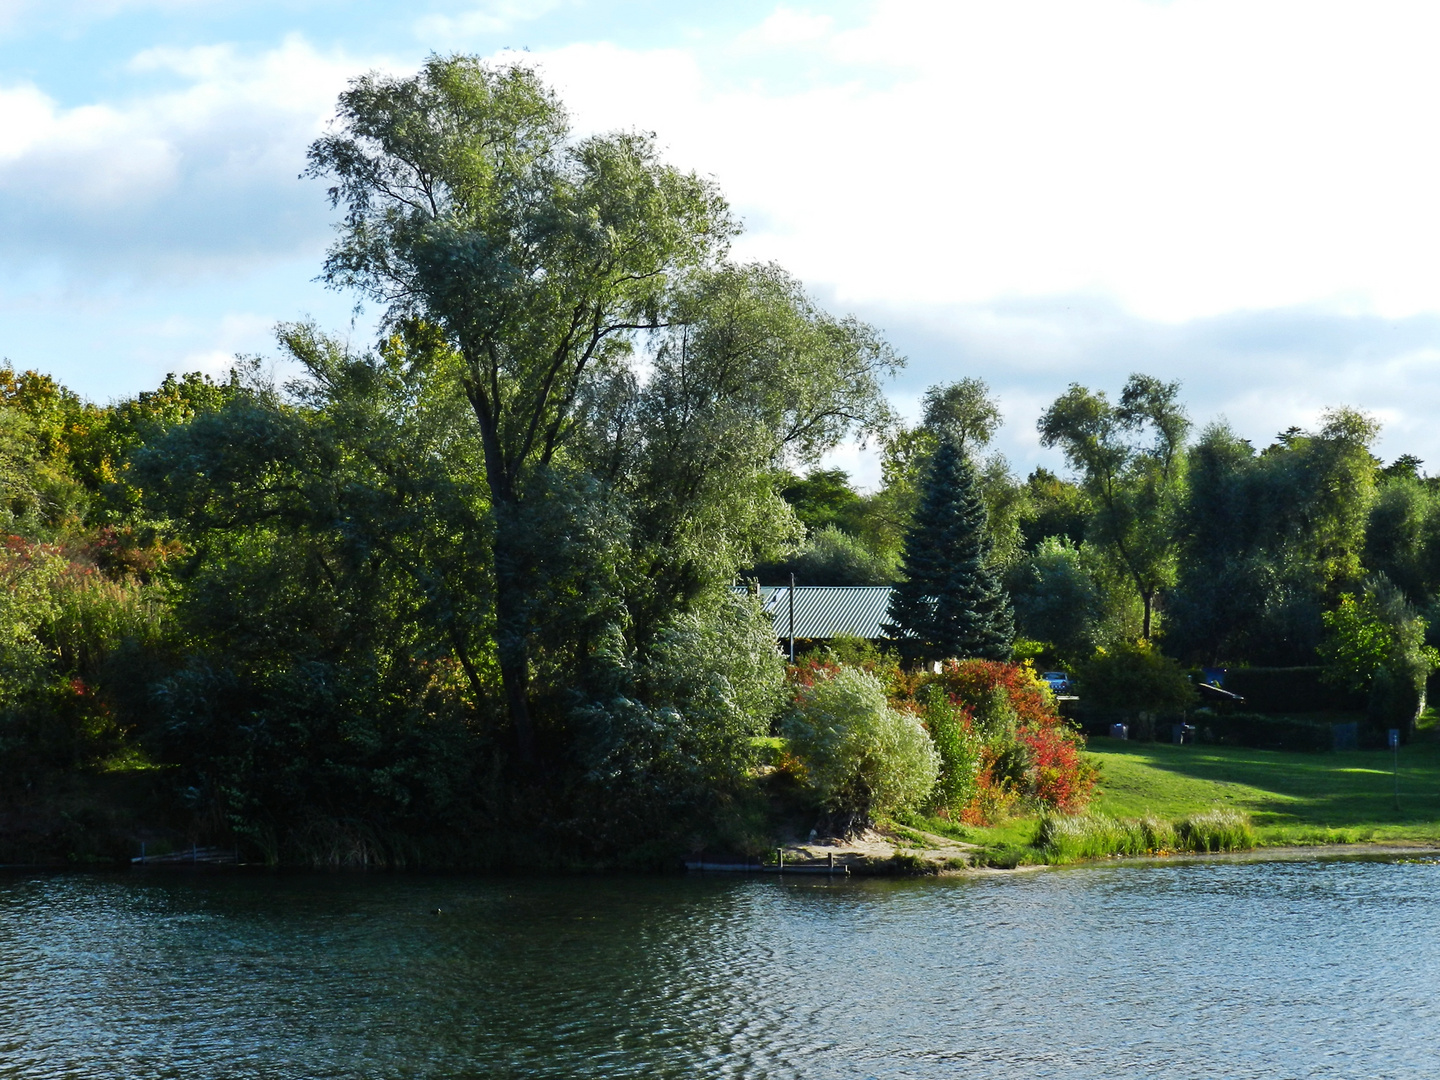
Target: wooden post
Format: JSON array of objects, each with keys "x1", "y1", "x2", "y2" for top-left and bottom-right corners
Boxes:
[{"x1": 788, "y1": 573, "x2": 796, "y2": 663}]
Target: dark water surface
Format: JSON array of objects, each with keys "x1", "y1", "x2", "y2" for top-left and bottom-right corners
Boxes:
[{"x1": 2, "y1": 857, "x2": 1438, "y2": 1078}]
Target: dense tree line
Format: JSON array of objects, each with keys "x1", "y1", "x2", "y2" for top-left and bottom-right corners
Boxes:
[
  {"x1": 2, "y1": 56, "x2": 1431, "y2": 864},
  {"x1": 1, "y1": 58, "x2": 900, "y2": 865}
]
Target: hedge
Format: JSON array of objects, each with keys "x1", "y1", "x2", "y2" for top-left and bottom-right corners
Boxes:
[
  {"x1": 1079, "y1": 705, "x2": 1337, "y2": 751},
  {"x1": 1194, "y1": 712, "x2": 1333, "y2": 752},
  {"x1": 1221, "y1": 667, "x2": 1365, "y2": 714}
]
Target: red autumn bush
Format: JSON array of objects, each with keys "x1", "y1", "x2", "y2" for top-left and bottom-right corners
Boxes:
[{"x1": 915, "y1": 659, "x2": 1095, "y2": 818}]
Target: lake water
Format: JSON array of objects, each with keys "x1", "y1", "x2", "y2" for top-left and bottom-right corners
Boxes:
[{"x1": 2, "y1": 856, "x2": 1437, "y2": 1078}]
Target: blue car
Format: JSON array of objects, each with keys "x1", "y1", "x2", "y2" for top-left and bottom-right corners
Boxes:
[{"x1": 1041, "y1": 671, "x2": 1073, "y2": 694}]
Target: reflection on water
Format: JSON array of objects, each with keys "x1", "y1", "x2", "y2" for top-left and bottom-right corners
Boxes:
[{"x1": 2, "y1": 858, "x2": 1437, "y2": 1078}]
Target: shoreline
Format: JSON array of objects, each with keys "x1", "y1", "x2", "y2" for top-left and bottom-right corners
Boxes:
[
  {"x1": 1068, "y1": 840, "x2": 1440, "y2": 868},
  {"x1": 3, "y1": 840, "x2": 1439, "y2": 878}
]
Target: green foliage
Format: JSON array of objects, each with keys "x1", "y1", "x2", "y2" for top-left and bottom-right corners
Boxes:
[
  {"x1": 0, "y1": 540, "x2": 171, "y2": 781},
  {"x1": 574, "y1": 593, "x2": 786, "y2": 849},
  {"x1": 1007, "y1": 536, "x2": 1102, "y2": 660},
  {"x1": 754, "y1": 524, "x2": 898, "y2": 585},
  {"x1": 885, "y1": 436, "x2": 1014, "y2": 661},
  {"x1": 0, "y1": 386, "x2": 89, "y2": 535},
  {"x1": 780, "y1": 666, "x2": 939, "y2": 822},
  {"x1": 586, "y1": 259, "x2": 899, "y2": 638},
  {"x1": 1078, "y1": 641, "x2": 1197, "y2": 711},
  {"x1": 1320, "y1": 593, "x2": 1401, "y2": 694},
  {"x1": 1038, "y1": 373, "x2": 1190, "y2": 639},
  {"x1": 778, "y1": 468, "x2": 866, "y2": 535},
  {"x1": 817, "y1": 634, "x2": 901, "y2": 673},
  {"x1": 0, "y1": 366, "x2": 102, "y2": 469},
  {"x1": 1169, "y1": 414, "x2": 1380, "y2": 664},
  {"x1": 1034, "y1": 808, "x2": 1254, "y2": 862},
  {"x1": 1319, "y1": 577, "x2": 1439, "y2": 730},
  {"x1": 918, "y1": 685, "x2": 983, "y2": 815},
  {"x1": 1019, "y1": 467, "x2": 1089, "y2": 550},
  {"x1": 304, "y1": 56, "x2": 903, "y2": 754},
  {"x1": 868, "y1": 378, "x2": 1022, "y2": 568},
  {"x1": 1363, "y1": 475, "x2": 1440, "y2": 605},
  {"x1": 308, "y1": 56, "x2": 737, "y2": 758},
  {"x1": 921, "y1": 378, "x2": 1003, "y2": 451},
  {"x1": 1320, "y1": 579, "x2": 1437, "y2": 691}
]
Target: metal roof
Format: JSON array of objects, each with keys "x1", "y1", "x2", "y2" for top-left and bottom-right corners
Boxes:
[{"x1": 747, "y1": 585, "x2": 895, "y2": 639}]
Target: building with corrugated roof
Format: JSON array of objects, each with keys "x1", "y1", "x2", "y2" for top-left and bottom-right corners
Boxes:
[{"x1": 748, "y1": 585, "x2": 895, "y2": 642}]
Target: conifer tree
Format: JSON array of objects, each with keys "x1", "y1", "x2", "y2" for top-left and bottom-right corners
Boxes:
[{"x1": 884, "y1": 435, "x2": 1014, "y2": 661}]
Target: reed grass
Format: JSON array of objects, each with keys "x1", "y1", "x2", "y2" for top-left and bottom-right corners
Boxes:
[{"x1": 1034, "y1": 808, "x2": 1255, "y2": 862}]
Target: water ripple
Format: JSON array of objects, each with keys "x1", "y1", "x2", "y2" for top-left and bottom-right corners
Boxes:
[{"x1": 2, "y1": 859, "x2": 1438, "y2": 1077}]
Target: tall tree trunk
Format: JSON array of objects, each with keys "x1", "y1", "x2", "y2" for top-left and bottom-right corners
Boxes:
[
  {"x1": 464, "y1": 372, "x2": 537, "y2": 767},
  {"x1": 1141, "y1": 589, "x2": 1154, "y2": 640},
  {"x1": 492, "y1": 505, "x2": 537, "y2": 766}
]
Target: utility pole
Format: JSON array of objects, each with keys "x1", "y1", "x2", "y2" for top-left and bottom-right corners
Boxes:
[{"x1": 789, "y1": 572, "x2": 796, "y2": 664}]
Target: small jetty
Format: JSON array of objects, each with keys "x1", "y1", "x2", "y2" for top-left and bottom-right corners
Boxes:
[
  {"x1": 131, "y1": 845, "x2": 239, "y2": 866},
  {"x1": 685, "y1": 855, "x2": 849, "y2": 875}
]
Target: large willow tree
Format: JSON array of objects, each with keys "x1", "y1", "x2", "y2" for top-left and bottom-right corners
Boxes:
[{"x1": 307, "y1": 57, "x2": 897, "y2": 763}]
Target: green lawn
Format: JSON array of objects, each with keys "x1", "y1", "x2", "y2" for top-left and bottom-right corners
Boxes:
[{"x1": 1086, "y1": 737, "x2": 1440, "y2": 845}]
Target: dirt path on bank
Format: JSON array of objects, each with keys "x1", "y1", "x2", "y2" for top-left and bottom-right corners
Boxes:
[{"x1": 690, "y1": 835, "x2": 1440, "y2": 877}]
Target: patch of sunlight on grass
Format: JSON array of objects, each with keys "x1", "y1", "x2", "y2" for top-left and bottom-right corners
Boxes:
[{"x1": 1070, "y1": 739, "x2": 1440, "y2": 842}]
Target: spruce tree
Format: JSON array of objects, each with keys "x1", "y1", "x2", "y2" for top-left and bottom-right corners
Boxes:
[{"x1": 884, "y1": 436, "x2": 1015, "y2": 661}]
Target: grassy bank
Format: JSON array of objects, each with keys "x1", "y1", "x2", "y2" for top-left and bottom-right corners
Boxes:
[
  {"x1": 899, "y1": 736, "x2": 1440, "y2": 867},
  {"x1": 1086, "y1": 737, "x2": 1440, "y2": 846}
]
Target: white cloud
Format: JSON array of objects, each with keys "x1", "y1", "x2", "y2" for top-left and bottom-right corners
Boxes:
[
  {"x1": 0, "y1": 0, "x2": 221, "y2": 37},
  {"x1": 519, "y1": 0, "x2": 1440, "y2": 326},
  {"x1": 172, "y1": 310, "x2": 280, "y2": 376},
  {"x1": 493, "y1": 1, "x2": 1440, "y2": 477},
  {"x1": 0, "y1": 35, "x2": 365, "y2": 279},
  {"x1": 746, "y1": 7, "x2": 833, "y2": 47},
  {"x1": 414, "y1": 0, "x2": 565, "y2": 42}
]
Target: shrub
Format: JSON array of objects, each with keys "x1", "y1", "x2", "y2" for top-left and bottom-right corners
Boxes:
[
  {"x1": 1034, "y1": 813, "x2": 1175, "y2": 860},
  {"x1": 577, "y1": 593, "x2": 787, "y2": 847},
  {"x1": 1176, "y1": 809, "x2": 1255, "y2": 852},
  {"x1": 815, "y1": 636, "x2": 909, "y2": 698},
  {"x1": 0, "y1": 538, "x2": 168, "y2": 778},
  {"x1": 780, "y1": 666, "x2": 938, "y2": 824},
  {"x1": 1078, "y1": 641, "x2": 1197, "y2": 711},
  {"x1": 640, "y1": 593, "x2": 787, "y2": 778},
  {"x1": 917, "y1": 659, "x2": 1095, "y2": 819},
  {"x1": 918, "y1": 685, "x2": 983, "y2": 815}
]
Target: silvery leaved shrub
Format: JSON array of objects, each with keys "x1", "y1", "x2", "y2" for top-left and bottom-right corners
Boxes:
[{"x1": 781, "y1": 666, "x2": 938, "y2": 822}]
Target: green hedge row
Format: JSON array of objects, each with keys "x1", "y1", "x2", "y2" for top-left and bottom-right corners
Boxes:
[
  {"x1": 1078, "y1": 705, "x2": 1337, "y2": 751},
  {"x1": 1220, "y1": 667, "x2": 1365, "y2": 714},
  {"x1": 1193, "y1": 712, "x2": 1334, "y2": 752}
]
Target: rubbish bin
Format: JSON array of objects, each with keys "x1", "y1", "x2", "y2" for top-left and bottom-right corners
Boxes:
[{"x1": 1109, "y1": 723, "x2": 1129, "y2": 740}]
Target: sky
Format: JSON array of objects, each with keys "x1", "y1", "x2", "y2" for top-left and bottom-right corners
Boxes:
[{"x1": 5, "y1": 0, "x2": 1440, "y2": 487}]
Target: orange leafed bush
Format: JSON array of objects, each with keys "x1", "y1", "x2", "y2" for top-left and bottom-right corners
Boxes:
[{"x1": 919, "y1": 659, "x2": 1095, "y2": 818}]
